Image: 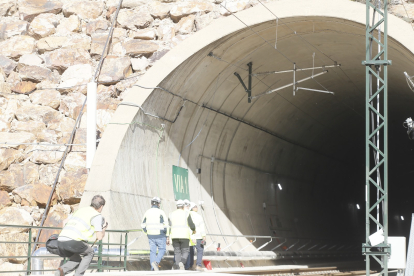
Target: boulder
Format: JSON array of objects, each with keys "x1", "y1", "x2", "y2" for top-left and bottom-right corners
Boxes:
[
  {"x1": 0, "y1": 132, "x2": 35, "y2": 149},
  {"x1": 11, "y1": 81, "x2": 37, "y2": 94},
  {"x1": 63, "y1": 1, "x2": 104, "y2": 20},
  {"x1": 11, "y1": 120, "x2": 46, "y2": 133},
  {"x1": 97, "y1": 98, "x2": 120, "y2": 111},
  {"x1": 129, "y1": 29, "x2": 157, "y2": 40},
  {"x1": 117, "y1": 8, "x2": 153, "y2": 29},
  {"x1": 1, "y1": 163, "x2": 40, "y2": 191},
  {"x1": 86, "y1": 20, "x2": 109, "y2": 35},
  {"x1": 47, "y1": 117, "x2": 75, "y2": 134},
  {"x1": 38, "y1": 164, "x2": 61, "y2": 186},
  {"x1": 171, "y1": 34, "x2": 189, "y2": 46},
  {"x1": 29, "y1": 89, "x2": 61, "y2": 109},
  {"x1": 72, "y1": 127, "x2": 86, "y2": 152},
  {"x1": 0, "y1": 191, "x2": 11, "y2": 209},
  {"x1": 0, "y1": 232, "x2": 29, "y2": 263},
  {"x1": 97, "y1": 56, "x2": 132, "y2": 84},
  {"x1": 0, "y1": 0, "x2": 16, "y2": 17},
  {"x1": 18, "y1": 53, "x2": 43, "y2": 68},
  {"x1": 157, "y1": 19, "x2": 175, "y2": 41},
  {"x1": 38, "y1": 204, "x2": 69, "y2": 245},
  {"x1": 59, "y1": 93, "x2": 86, "y2": 119},
  {"x1": 131, "y1": 57, "x2": 149, "y2": 72},
  {"x1": 16, "y1": 105, "x2": 61, "y2": 124},
  {"x1": 0, "y1": 35, "x2": 36, "y2": 59},
  {"x1": 219, "y1": 0, "x2": 252, "y2": 15},
  {"x1": 55, "y1": 14, "x2": 80, "y2": 34},
  {"x1": 113, "y1": 27, "x2": 128, "y2": 39},
  {"x1": 0, "y1": 148, "x2": 24, "y2": 171},
  {"x1": 63, "y1": 34, "x2": 91, "y2": 52},
  {"x1": 0, "y1": 207, "x2": 33, "y2": 234},
  {"x1": 12, "y1": 182, "x2": 57, "y2": 207},
  {"x1": 148, "y1": 48, "x2": 169, "y2": 63},
  {"x1": 0, "y1": 55, "x2": 17, "y2": 76},
  {"x1": 90, "y1": 33, "x2": 113, "y2": 58},
  {"x1": 37, "y1": 36, "x2": 69, "y2": 53},
  {"x1": 0, "y1": 119, "x2": 10, "y2": 132},
  {"x1": 0, "y1": 20, "x2": 29, "y2": 39},
  {"x1": 43, "y1": 48, "x2": 91, "y2": 72},
  {"x1": 36, "y1": 129, "x2": 58, "y2": 143},
  {"x1": 57, "y1": 168, "x2": 87, "y2": 204},
  {"x1": 18, "y1": 0, "x2": 63, "y2": 21},
  {"x1": 121, "y1": 0, "x2": 148, "y2": 8},
  {"x1": 19, "y1": 66, "x2": 52, "y2": 83},
  {"x1": 170, "y1": 1, "x2": 215, "y2": 22},
  {"x1": 115, "y1": 75, "x2": 139, "y2": 92},
  {"x1": 123, "y1": 40, "x2": 159, "y2": 57},
  {"x1": 0, "y1": 98, "x2": 20, "y2": 123},
  {"x1": 97, "y1": 84, "x2": 117, "y2": 100},
  {"x1": 63, "y1": 152, "x2": 85, "y2": 172},
  {"x1": 58, "y1": 64, "x2": 92, "y2": 93},
  {"x1": 28, "y1": 13, "x2": 58, "y2": 39},
  {"x1": 148, "y1": 1, "x2": 171, "y2": 19},
  {"x1": 175, "y1": 14, "x2": 195, "y2": 34},
  {"x1": 97, "y1": 109, "x2": 115, "y2": 132}
]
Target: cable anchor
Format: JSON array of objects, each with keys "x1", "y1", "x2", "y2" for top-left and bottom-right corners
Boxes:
[{"x1": 234, "y1": 62, "x2": 252, "y2": 103}]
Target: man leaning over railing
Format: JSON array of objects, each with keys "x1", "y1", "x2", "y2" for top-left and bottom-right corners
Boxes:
[{"x1": 54, "y1": 195, "x2": 108, "y2": 276}]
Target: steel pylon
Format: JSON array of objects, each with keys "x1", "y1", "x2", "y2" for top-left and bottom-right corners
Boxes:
[{"x1": 362, "y1": 1, "x2": 391, "y2": 276}]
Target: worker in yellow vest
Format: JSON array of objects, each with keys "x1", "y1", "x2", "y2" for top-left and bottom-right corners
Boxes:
[
  {"x1": 141, "y1": 197, "x2": 169, "y2": 271},
  {"x1": 55, "y1": 195, "x2": 108, "y2": 276},
  {"x1": 168, "y1": 199, "x2": 196, "y2": 270},
  {"x1": 185, "y1": 202, "x2": 206, "y2": 271}
]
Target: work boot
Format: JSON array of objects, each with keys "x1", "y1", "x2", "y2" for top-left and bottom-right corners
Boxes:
[
  {"x1": 178, "y1": 262, "x2": 185, "y2": 270},
  {"x1": 196, "y1": 265, "x2": 203, "y2": 271},
  {"x1": 54, "y1": 267, "x2": 64, "y2": 276},
  {"x1": 171, "y1": 263, "x2": 179, "y2": 270},
  {"x1": 151, "y1": 262, "x2": 159, "y2": 271}
]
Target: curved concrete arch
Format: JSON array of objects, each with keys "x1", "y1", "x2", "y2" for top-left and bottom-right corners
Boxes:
[{"x1": 81, "y1": 0, "x2": 414, "y2": 253}]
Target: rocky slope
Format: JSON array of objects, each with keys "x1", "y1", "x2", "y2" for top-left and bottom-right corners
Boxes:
[{"x1": 0, "y1": 0, "x2": 413, "y2": 273}]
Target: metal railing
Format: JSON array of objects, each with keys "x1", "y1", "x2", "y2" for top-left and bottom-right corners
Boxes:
[
  {"x1": 0, "y1": 224, "x2": 361, "y2": 274},
  {"x1": 0, "y1": 224, "x2": 142, "y2": 275}
]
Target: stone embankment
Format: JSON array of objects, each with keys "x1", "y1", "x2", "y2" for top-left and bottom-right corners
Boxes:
[
  {"x1": 0, "y1": 0, "x2": 256, "y2": 272},
  {"x1": 0, "y1": 0, "x2": 413, "y2": 273}
]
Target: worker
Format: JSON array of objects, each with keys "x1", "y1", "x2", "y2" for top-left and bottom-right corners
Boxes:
[
  {"x1": 183, "y1": 199, "x2": 191, "y2": 214},
  {"x1": 168, "y1": 199, "x2": 196, "y2": 270},
  {"x1": 185, "y1": 202, "x2": 206, "y2": 271},
  {"x1": 141, "y1": 197, "x2": 169, "y2": 271},
  {"x1": 55, "y1": 195, "x2": 108, "y2": 276}
]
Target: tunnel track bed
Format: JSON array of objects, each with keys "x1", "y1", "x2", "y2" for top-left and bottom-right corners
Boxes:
[{"x1": 214, "y1": 266, "x2": 375, "y2": 276}]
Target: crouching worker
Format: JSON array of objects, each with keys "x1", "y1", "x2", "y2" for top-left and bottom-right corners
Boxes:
[
  {"x1": 55, "y1": 195, "x2": 108, "y2": 276},
  {"x1": 141, "y1": 197, "x2": 169, "y2": 271}
]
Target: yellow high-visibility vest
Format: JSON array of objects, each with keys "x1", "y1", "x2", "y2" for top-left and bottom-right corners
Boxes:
[
  {"x1": 141, "y1": 208, "x2": 168, "y2": 236},
  {"x1": 59, "y1": 207, "x2": 100, "y2": 242},
  {"x1": 168, "y1": 209, "x2": 191, "y2": 239}
]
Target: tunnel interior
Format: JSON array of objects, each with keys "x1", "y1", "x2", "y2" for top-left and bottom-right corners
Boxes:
[{"x1": 84, "y1": 1, "x2": 414, "y2": 256}]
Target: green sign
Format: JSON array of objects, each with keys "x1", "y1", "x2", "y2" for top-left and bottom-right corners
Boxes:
[{"x1": 172, "y1": 166, "x2": 190, "y2": 200}]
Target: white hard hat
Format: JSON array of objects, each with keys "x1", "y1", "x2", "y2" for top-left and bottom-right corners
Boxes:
[
  {"x1": 183, "y1": 199, "x2": 190, "y2": 206},
  {"x1": 190, "y1": 202, "x2": 197, "y2": 210},
  {"x1": 176, "y1": 199, "x2": 184, "y2": 206},
  {"x1": 151, "y1": 197, "x2": 161, "y2": 203}
]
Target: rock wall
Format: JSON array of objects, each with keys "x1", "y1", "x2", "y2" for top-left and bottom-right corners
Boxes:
[
  {"x1": 0, "y1": 0, "x2": 411, "y2": 272},
  {"x1": 0, "y1": 0, "x2": 258, "y2": 272}
]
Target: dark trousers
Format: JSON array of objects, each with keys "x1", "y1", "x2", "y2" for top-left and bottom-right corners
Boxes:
[
  {"x1": 57, "y1": 240, "x2": 94, "y2": 276},
  {"x1": 172, "y1": 238, "x2": 189, "y2": 266},
  {"x1": 185, "y1": 239, "x2": 204, "y2": 269}
]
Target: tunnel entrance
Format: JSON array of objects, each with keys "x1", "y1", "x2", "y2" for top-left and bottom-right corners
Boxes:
[{"x1": 82, "y1": 0, "x2": 414, "y2": 260}]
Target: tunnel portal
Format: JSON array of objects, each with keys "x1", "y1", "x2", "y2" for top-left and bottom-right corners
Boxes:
[{"x1": 81, "y1": 0, "x2": 414, "y2": 260}]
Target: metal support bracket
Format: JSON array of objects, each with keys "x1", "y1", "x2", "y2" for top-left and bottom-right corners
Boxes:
[{"x1": 234, "y1": 62, "x2": 252, "y2": 103}]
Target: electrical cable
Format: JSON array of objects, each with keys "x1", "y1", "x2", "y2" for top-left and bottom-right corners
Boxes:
[{"x1": 32, "y1": 0, "x2": 124, "y2": 253}]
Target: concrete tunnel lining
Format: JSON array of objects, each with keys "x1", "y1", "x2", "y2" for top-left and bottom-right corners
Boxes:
[{"x1": 81, "y1": 0, "x2": 414, "y2": 253}]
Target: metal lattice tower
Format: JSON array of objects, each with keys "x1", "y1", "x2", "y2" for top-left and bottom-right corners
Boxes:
[{"x1": 362, "y1": 1, "x2": 391, "y2": 276}]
